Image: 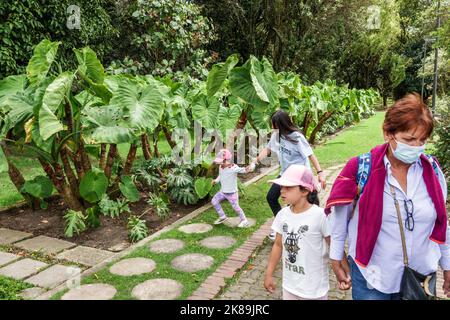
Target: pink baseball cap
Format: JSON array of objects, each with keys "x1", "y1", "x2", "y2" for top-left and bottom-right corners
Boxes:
[
  {"x1": 213, "y1": 149, "x2": 232, "y2": 163},
  {"x1": 268, "y1": 164, "x2": 317, "y2": 192}
]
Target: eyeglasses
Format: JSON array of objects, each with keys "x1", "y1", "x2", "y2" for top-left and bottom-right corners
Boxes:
[{"x1": 404, "y1": 199, "x2": 414, "y2": 231}]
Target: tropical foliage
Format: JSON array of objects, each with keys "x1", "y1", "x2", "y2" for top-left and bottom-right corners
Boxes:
[{"x1": 0, "y1": 39, "x2": 378, "y2": 238}]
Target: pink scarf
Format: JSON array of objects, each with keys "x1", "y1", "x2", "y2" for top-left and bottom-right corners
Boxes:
[{"x1": 325, "y1": 143, "x2": 447, "y2": 267}]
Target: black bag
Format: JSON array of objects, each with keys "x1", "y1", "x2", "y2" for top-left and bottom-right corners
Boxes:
[
  {"x1": 389, "y1": 185, "x2": 437, "y2": 300},
  {"x1": 400, "y1": 266, "x2": 436, "y2": 300}
]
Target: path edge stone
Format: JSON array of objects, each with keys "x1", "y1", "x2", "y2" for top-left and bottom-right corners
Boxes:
[{"x1": 35, "y1": 164, "x2": 280, "y2": 300}]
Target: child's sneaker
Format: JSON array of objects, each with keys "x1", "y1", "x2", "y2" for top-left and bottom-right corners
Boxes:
[
  {"x1": 214, "y1": 217, "x2": 228, "y2": 225},
  {"x1": 237, "y1": 219, "x2": 249, "y2": 228}
]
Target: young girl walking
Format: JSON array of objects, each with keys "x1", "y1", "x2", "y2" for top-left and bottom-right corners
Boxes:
[
  {"x1": 211, "y1": 149, "x2": 255, "y2": 228},
  {"x1": 264, "y1": 164, "x2": 333, "y2": 300},
  {"x1": 248, "y1": 110, "x2": 326, "y2": 240}
]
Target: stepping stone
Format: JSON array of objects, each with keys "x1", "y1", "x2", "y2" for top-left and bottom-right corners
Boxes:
[
  {"x1": 57, "y1": 246, "x2": 115, "y2": 267},
  {"x1": 132, "y1": 278, "x2": 183, "y2": 300},
  {"x1": 171, "y1": 253, "x2": 214, "y2": 273},
  {"x1": 15, "y1": 236, "x2": 76, "y2": 255},
  {"x1": 179, "y1": 223, "x2": 212, "y2": 234},
  {"x1": 0, "y1": 258, "x2": 48, "y2": 280},
  {"x1": 223, "y1": 217, "x2": 256, "y2": 228},
  {"x1": 0, "y1": 252, "x2": 20, "y2": 266},
  {"x1": 61, "y1": 283, "x2": 117, "y2": 300},
  {"x1": 109, "y1": 257, "x2": 156, "y2": 276},
  {"x1": 25, "y1": 264, "x2": 81, "y2": 289},
  {"x1": 200, "y1": 236, "x2": 236, "y2": 249},
  {"x1": 19, "y1": 287, "x2": 45, "y2": 300},
  {"x1": 0, "y1": 228, "x2": 32, "y2": 245},
  {"x1": 108, "y1": 242, "x2": 130, "y2": 252},
  {"x1": 149, "y1": 239, "x2": 184, "y2": 254}
]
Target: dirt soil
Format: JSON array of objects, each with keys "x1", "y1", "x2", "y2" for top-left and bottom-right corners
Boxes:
[{"x1": 0, "y1": 168, "x2": 266, "y2": 251}]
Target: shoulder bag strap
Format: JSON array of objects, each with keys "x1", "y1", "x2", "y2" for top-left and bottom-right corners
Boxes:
[{"x1": 389, "y1": 184, "x2": 409, "y2": 267}]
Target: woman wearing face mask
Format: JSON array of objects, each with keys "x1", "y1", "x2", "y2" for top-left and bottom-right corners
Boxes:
[{"x1": 325, "y1": 93, "x2": 450, "y2": 300}]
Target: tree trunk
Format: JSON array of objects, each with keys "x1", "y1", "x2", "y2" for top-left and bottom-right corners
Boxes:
[
  {"x1": 302, "y1": 111, "x2": 310, "y2": 136},
  {"x1": 1, "y1": 142, "x2": 40, "y2": 209},
  {"x1": 99, "y1": 143, "x2": 107, "y2": 170},
  {"x1": 78, "y1": 138, "x2": 92, "y2": 173},
  {"x1": 105, "y1": 144, "x2": 117, "y2": 180},
  {"x1": 153, "y1": 128, "x2": 160, "y2": 158},
  {"x1": 162, "y1": 126, "x2": 176, "y2": 149},
  {"x1": 69, "y1": 145, "x2": 85, "y2": 180},
  {"x1": 60, "y1": 146, "x2": 80, "y2": 199},
  {"x1": 308, "y1": 111, "x2": 335, "y2": 144},
  {"x1": 141, "y1": 134, "x2": 152, "y2": 160},
  {"x1": 123, "y1": 143, "x2": 137, "y2": 175},
  {"x1": 38, "y1": 158, "x2": 83, "y2": 211},
  {"x1": 383, "y1": 95, "x2": 388, "y2": 108}
]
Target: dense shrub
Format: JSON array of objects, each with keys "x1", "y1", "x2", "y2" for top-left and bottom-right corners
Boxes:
[{"x1": 0, "y1": 0, "x2": 118, "y2": 78}]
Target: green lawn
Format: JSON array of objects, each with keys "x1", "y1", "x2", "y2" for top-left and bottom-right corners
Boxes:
[{"x1": 314, "y1": 111, "x2": 386, "y2": 168}]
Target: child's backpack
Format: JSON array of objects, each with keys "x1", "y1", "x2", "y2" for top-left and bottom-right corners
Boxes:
[{"x1": 350, "y1": 152, "x2": 440, "y2": 217}]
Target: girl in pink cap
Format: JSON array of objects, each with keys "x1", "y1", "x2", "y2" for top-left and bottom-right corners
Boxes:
[
  {"x1": 211, "y1": 149, "x2": 255, "y2": 228},
  {"x1": 264, "y1": 164, "x2": 335, "y2": 300}
]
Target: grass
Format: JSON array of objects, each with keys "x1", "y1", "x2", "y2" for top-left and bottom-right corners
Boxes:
[
  {"x1": 0, "y1": 276, "x2": 33, "y2": 300},
  {"x1": 314, "y1": 111, "x2": 385, "y2": 168},
  {"x1": 51, "y1": 172, "x2": 277, "y2": 300}
]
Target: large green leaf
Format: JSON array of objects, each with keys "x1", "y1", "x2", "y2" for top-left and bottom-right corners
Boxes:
[
  {"x1": 1, "y1": 93, "x2": 34, "y2": 136},
  {"x1": 191, "y1": 94, "x2": 220, "y2": 129},
  {"x1": 249, "y1": 56, "x2": 278, "y2": 105},
  {"x1": 229, "y1": 58, "x2": 269, "y2": 111},
  {"x1": 75, "y1": 47, "x2": 105, "y2": 84},
  {"x1": 82, "y1": 105, "x2": 135, "y2": 144},
  {"x1": 79, "y1": 168, "x2": 108, "y2": 203},
  {"x1": 26, "y1": 40, "x2": 60, "y2": 85},
  {"x1": 194, "y1": 177, "x2": 213, "y2": 199},
  {"x1": 20, "y1": 175, "x2": 53, "y2": 199},
  {"x1": 39, "y1": 72, "x2": 74, "y2": 141},
  {"x1": 109, "y1": 78, "x2": 164, "y2": 133},
  {"x1": 217, "y1": 104, "x2": 242, "y2": 140},
  {"x1": 0, "y1": 75, "x2": 27, "y2": 108},
  {"x1": 119, "y1": 175, "x2": 140, "y2": 202},
  {"x1": 206, "y1": 54, "x2": 239, "y2": 97}
]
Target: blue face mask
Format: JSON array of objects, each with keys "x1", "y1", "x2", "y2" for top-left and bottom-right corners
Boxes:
[{"x1": 390, "y1": 138, "x2": 425, "y2": 164}]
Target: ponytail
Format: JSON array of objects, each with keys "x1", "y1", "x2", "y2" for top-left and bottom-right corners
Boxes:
[{"x1": 307, "y1": 190, "x2": 319, "y2": 206}]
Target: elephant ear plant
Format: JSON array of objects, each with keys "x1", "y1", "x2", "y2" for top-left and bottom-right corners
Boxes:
[{"x1": 0, "y1": 39, "x2": 165, "y2": 237}]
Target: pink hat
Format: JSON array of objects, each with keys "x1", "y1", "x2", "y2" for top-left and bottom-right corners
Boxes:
[
  {"x1": 268, "y1": 164, "x2": 317, "y2": 192},
  {"x1": 213, "y1": 149, "x2": 232, "y2": 163}
]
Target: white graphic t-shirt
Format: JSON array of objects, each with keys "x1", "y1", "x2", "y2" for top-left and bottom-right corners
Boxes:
[{"x1": 272, "y1": 204, "x2": 330, "y2": 298}]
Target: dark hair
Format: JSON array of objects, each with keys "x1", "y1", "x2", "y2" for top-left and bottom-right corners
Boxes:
[
  {"x1": 271, "y1": 110, "x2": 299, "y2": 143},
  {"x1": 383, "y1": 93, "x2": 434, "y2": 139},
  {"x1": 299, "y1": 186, "x2": 319, "y2": 206}
]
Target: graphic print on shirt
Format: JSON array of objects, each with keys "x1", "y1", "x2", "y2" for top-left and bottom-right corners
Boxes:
[{"x1": 282, "y1": 223, "x2": 309, "y2": 263}]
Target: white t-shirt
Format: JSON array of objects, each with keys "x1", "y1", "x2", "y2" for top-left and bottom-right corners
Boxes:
[
  {"x1": 214, "y1": 164, "x2": 246, "y2": 193},
  {"x1": 267, "y1": 131, "x2": 313, "y2": 174},
  {"x1": 272, "y1": 204, "x2": 330, "y2": 298}
]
